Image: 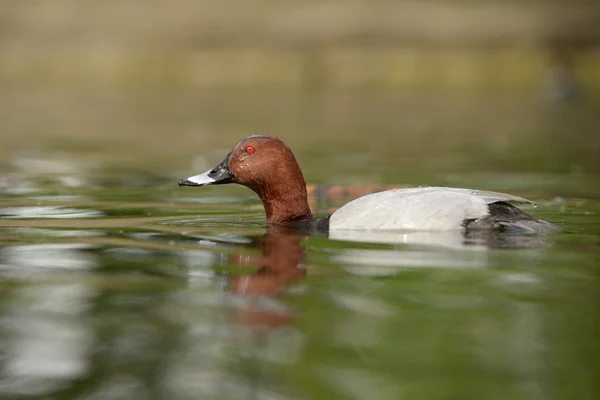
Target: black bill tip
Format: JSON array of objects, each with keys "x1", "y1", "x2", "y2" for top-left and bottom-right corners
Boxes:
[{"x1": 178, "y1": 179, "x2": 200, "y2": 187}]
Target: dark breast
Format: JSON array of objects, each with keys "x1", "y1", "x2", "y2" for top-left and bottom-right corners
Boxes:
[{"x1": 289, "y1": 215, "x2": 331, "y2": 233}]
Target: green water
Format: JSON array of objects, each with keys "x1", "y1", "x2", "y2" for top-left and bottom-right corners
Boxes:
[{"x1": 1, "y1": 91, "x2": 599, "y2": 400}]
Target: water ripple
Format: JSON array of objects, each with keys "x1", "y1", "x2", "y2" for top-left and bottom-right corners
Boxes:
[{"x1": 0, "y1": 206, "x2": 104, "y2": 219}]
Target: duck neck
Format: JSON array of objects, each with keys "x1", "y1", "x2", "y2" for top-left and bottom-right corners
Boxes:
[{"x1": 253, "y1": 177, "x2": 313, "y2": 225}]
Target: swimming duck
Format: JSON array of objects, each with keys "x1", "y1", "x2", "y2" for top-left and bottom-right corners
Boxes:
[{"x1": 179, "y1": 135, "x2": 556, "y2": 233}]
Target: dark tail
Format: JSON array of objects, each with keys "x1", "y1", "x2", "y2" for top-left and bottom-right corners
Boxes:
[{"x1": 463, "y1": 202, "x2": 560, "y2": 233}]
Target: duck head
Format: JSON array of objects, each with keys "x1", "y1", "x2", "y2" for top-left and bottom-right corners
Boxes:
[{"x1": 179, "y1": 135, "x2": 313, "y2": 225}]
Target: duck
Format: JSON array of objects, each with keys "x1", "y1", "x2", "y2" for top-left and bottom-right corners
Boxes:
[{"x1": 178, "y1": 135, "x2": 557, "y2": 233}]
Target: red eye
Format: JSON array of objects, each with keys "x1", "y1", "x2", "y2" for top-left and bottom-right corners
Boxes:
[{"x1": 245, "y1": 145, "x2": 255, "y2": 154}]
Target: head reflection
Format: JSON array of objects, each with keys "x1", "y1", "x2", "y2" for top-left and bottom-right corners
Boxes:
[{"x1": 226, "y1": 226, "x2": 307, "y2": 327}]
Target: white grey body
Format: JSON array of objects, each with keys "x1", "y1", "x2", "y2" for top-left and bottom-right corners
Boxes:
[{"x1": 329, "y1": 187, "x2": 537, "y2": 231}]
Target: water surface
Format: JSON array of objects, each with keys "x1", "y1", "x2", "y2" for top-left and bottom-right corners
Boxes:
[{"x1": 1, "y1": 91, "x2": 599, "y2": 400}]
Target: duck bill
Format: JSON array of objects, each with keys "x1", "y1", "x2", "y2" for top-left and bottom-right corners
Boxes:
[{"x1": 178, "y1": 154, "x2": 235, "y2": 187}]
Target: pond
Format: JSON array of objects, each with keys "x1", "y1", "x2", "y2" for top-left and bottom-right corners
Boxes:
[{"x1": 1, "y1": 90, "x2": 599, "y2": 399}]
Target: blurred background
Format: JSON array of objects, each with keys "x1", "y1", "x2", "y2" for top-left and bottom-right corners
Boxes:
[{"x1": 1, "y1": 0, "x2": 599, "y2": 194}]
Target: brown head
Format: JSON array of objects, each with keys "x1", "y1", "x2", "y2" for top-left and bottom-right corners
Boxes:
[{"x1": 178, "y1": 135, "x2": 313, "y2": 225}]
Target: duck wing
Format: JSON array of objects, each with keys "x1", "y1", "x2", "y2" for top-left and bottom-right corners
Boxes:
[{"x1": 462, "y1": 189, "x2": 535, "y2": 205}]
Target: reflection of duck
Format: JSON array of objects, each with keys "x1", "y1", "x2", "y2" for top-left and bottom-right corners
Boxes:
[
  {"x1": 331, "y1": 228, "x2": 551, "y2": 277},
  {"x1": 226, "y1": 226, "x2": 307, "y2": 328},
  {"x1": 179, "y1": 135, "x2": 557, "y2": 233},
  {"x1": 330, "y1": 227, "x2": 551, "y2": 249},
  {"x1": 228, "y1": 227, "x2": 306, "y2": 297}
]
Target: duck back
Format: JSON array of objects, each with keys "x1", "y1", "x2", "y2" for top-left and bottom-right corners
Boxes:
[{"x1": 329, "y1": 187, "x2": 553, "y2": 232}]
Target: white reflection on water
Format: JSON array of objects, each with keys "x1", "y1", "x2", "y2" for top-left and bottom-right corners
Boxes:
[
  {"x1": 178, "y1": 250, "x2": 219, "y2": 279},
  {"x1": 330, "y1": 229, "x2": 490, "y2": 249},
  {"x1": 329, "y1": 229, "x2": 550, "y2": 275},
  {"x1": 0, "y1": 206, "x2": 104, "y2": 219},
  {"x1": 159, "y1": 283, "x2": 305, "y2": 400},
  {"x1": 0, "y1": 174, "x2": 40, "y2": 195},
  {"x1": 0, "y1": 244, "x2": 97, "y2": 396},
  {"x1": 11, "y1": 151, "x2": 80, "y2": 174},
  {"x1": 104, "y1": 247, "x2": 154, "y2": 261},
  {"x1": 0, "y1": 243, "x2": 98, "y2": 278},
  {"x1": 0, "y1": 284, "x2": 96, "y2": 396},
  {"x1": 337, "y1": 248, "x2": 488, "y2": 276},
  {"x1": 329, "y1": 229, "x2": 547, "y2": 249},
  {"x1": 57, "y1": 176, "x2": 88, "y2": 188},
  {"x1": 11, "y1": 228, "x2": 102, "y2": 237}
]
